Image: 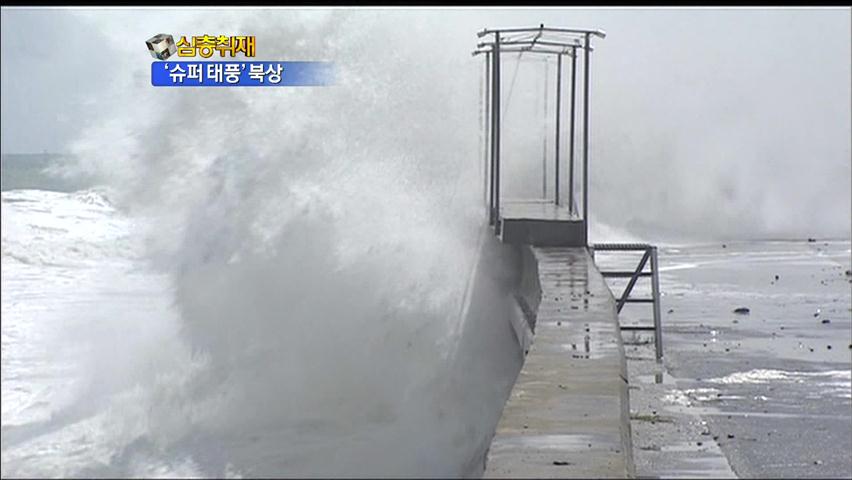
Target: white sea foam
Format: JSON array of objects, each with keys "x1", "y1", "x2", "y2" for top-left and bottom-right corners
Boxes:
[
  {"x1": 1, "y1": 188, "x2": 137, "y2": 268},
  {"x1": 706, "y1": 369, "x2": 852, "y2": 399},
  {"x1": 707, "y1": 369, "x2": 851, "y2": 385}
]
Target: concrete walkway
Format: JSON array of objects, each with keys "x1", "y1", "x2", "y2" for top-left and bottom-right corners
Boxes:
[{"x1": 483, "y1": 247, "x2": 635, "y2": 478}]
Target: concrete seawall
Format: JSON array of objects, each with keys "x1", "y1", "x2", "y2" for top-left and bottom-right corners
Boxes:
[{"x1": 483, "y1": 247, "x2": 635, "y2": 478}]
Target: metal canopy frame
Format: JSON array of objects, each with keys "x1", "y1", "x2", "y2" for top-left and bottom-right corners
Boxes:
[{"x1": 473, "y1": 24, "x2": 605, "y2": 246}]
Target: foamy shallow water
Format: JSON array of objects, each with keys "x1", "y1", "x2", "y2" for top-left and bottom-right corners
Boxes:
[{"x1": 2, "y1": 189, "x2": 194, "y2": 477}]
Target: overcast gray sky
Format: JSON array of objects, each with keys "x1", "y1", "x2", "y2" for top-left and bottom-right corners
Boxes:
[
  {"x1": 1, "y1": 7, "x2": 849, "y2": 155},
  {"x1": 1, "y1": 8, "x2": 194, "y2": 153},
  {"x1": 1, "y1": 7, "x2": 849, "y2": 239}
]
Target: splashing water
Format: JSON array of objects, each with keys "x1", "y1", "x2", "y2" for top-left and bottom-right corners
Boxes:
[{"x1": 2, "y1": 10, "x2": 530, "y2": 478}]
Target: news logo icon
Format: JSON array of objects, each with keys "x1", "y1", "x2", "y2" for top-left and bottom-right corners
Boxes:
[{"x1": 146, "y1": 34, "x2": 177, "y2": 61}]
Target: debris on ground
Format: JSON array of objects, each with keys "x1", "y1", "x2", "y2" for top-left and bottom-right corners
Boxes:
[{"x1": 733, "y1": 307, "x2": 750, "y2": 314}]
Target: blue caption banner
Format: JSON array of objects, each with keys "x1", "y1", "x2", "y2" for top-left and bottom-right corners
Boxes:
[{"x1": 151, "y1": 61, "x2": 334, "y2": 87}]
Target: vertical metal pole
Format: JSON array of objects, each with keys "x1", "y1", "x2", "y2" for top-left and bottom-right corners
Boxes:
[
  {"x1": 554, "y1": 53, "x2": 562, "y2": 206},
  {"x1": 493, "y1": 34, "x2": 501, "y2": 226},
  {"x1": 650, "y1": 246, "x2": 663, "y2": 361},
  {"x1": 569, "y1": 47, "x2": 577, "y2": 216},
  {"x1": 582, "y1": 33, "x2": 591, "y2": 245},
  {"x1": 542, "y1": 59, "x2": 548, "y2": 199},
  {"x1": 489, "y1": 50, "x2": 497, "y2": 226},
  {"x1": 487, "y1": 51, "x2": 494, "y2": 225},
  {"x1": 480, "y1": 53, "x2": 486, "y2": 213}
]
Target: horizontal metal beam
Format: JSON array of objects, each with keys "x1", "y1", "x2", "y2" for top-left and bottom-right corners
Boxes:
[
  {"x1": 472, "y1": 47, "x2": 575, "y2": 57},
  {"x1": 620, "y1": 325, "x2": 657, "y2": 331},
  {"x1": 623, "y1": 298, "x2": 655, "y2": 303},
  {"x1": 592, "y1": 243, "x2": 652, "y2": 251},
  {"x1": 479, "y1": 39, "x2": 583, "y2": 49},
  {"x1": 478, "y1": 26, "x2": 606, "y2": 39},
  {"x1": 478, "y1": 41, "x2": 592, "y2": 53},
  {"x1": 601, "y1": 271, "x2": 652, "y2": 278}
]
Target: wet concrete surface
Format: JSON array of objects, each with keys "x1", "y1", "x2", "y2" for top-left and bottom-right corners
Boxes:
[
  {"x1": 598, "y1": 240, "x2": 852, "y2": 479},
  {"x1": 484, "y1": 247, "x2": 634, "y2": 478}
]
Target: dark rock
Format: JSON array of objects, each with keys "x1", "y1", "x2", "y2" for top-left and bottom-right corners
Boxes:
[
  {"x1": 774, "y1": 275, "x2": 780, "y2": 281},
  {"x1": 807, "y1": 238, "x2": 816, "y2": 242},
  {"x1": 553, "y1": 461, "x2": 572, "y2": 466},
  {"x1": 727, "y1": 433, "x2": 735, "y2": 439},
  {"x1": 821, "y1": 319, "x2": 830, "y2": 324},
  {"x1": 667, "y1": 308, "x2": 674, "y2": 314},
  {"x1": 733, "y1": 307, "x2": 750, "y2": 314}
]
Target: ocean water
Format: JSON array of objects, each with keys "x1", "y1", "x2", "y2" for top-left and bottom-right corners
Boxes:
[
  {"x1": 0, "y1": 151, "x2": 524, "y2": 477},
  {"x1": 1, "y1": 186, "x2": 189, "y2": 476}
]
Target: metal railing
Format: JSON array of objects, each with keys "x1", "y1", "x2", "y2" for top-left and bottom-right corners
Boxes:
[
  {"x1": 590, "y1": 243, "x2": 663, "y2": 361},
  {"x1": 473, "y1": 24, "x2": 605, "y2": 245}
]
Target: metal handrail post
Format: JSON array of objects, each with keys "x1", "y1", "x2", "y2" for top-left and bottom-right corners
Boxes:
[{"x1": 650, "y1": 246, "x2": 663, "y2": 361}]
